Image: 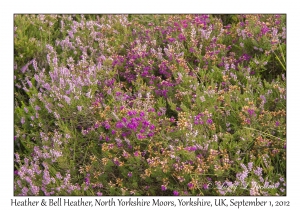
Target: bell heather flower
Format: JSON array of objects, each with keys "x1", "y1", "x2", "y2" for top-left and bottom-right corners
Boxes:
[
  {"x1": 187, "y1": 182, "x2": 194, "y2": 189},
  {"x1": 178, "y1": 33, "x2": 186, "y2": 41},
  {"x1": 173, "y1": 190, "x2": 179, "y2": 196},
  {"x1": 206, "y1": 118, "x2": 213, "y2": 125}
]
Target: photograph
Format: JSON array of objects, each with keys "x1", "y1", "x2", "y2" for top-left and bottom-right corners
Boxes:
[{"x1": 13, "y1": 14, "x2": 286, "y2": 197}]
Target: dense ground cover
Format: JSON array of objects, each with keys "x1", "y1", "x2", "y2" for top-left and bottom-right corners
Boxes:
[{"x1": 14, "y1": 14, "x2": 286, "y2": 196}]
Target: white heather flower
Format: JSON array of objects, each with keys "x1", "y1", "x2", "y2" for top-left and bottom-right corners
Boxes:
[
  {"x1": 21, "y1": 117, "x2": 25, "y2": 124},
  {"x1": 200, "y1": 96, "x2": 206, "y2": 102}
]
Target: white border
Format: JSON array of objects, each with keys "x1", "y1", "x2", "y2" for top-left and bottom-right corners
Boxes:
[{"x1": 1, "y1": 0, "x2": 299, "y2": 209}]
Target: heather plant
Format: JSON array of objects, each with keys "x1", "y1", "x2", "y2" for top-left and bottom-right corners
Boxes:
[{"x1": 14, "y1": 14, "x2": 286, "y2": 196}]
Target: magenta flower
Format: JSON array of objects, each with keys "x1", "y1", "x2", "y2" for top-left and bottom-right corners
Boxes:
[
  {"x1": 178, "y1": 33, "x2": 186, "y2": 41},
  {"x1": 186, "y1": 146, "x2": 197, "y2": 152},
  {"x1": 168, "y1": 37, "x2": 176, "y2": 43},
  {"x1": 84, "y1": 174, "x2": 90, "y2": 186},
  {"x1": 173, "y1": 190, "x2": 179, "y2": 196},
  {"x1": 149, "y1": 124, "x2": 155, "y2": 130},
  {"x1": 161, "y1": 185, "x2": 167, "y2": 191},
  {"x1": 128, "y1": 172, "x2": 132, "y2": 177},
  {"x1": 187, "y1": 182, "x2": 194, "y2": 189},
  {"x1": 116, "y1": 121, "x2": 124, "y2": 129},
  {"x1": 206, "y1": 118, "x2": 213, "y2": 125},
  {"x1": 137, "y1": 133, "x2": 145, "y2": 140},
  {"x1": 261, "y1": 25, "x2": 269, "y2": 35},
  {"x1": 113, "y1": 160, "x2": 120, "y2": 166},
  {"x1": 247, "y1": 109, "x2": 256, "y2": 117},
  {"x1": 103, "y1": 122, "x2": 110, "y2": 129}
]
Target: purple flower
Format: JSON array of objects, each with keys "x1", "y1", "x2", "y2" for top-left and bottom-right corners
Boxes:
[
  {"x1": 103, "y1": 122, "x2": 110, "y2": 129},
  {"x1": 178, "y1": 33, "x2": 185, "y2": 41},
  {"x1": 237, "y1": 170, "x2": 248, "y2": 181},
  {"x1": 187, "y1": 182, "x2": 194, "y2": 189},
  {"x1": 245, "y1": 118, "x2": 251, "y2": 124},
  {"x1": 56, "y1": 172, "x2": 62, "y2": 179},
  {"x1": 168, "y1": 37, "x2": 176, "y2": 43},
  {"x1": 186, "y1": 146, "x2": 197, "y2": 152},
  {"x1": 116, "y1": 121, "x2": 124, "y2": 129},
  {"x1": 161, "y1": 185, "x2": 167, "y2": 191},
  {"x1": 128, "y1": 110, "x2": 137, "y2": 116},
  {"x1": 275, "y1": 121, "x2": 280, "y2": 127},
  {"x1": 128, "y1": 172, "x2": 132, "y2": 177},
  {"x1": 137, "y1": 134, "x2": 145, "y2": 140},
  {"x1": 147, "y1": 132, "x2": 154, "y2": 137},
  {"x1": 254, "y1": 167, "x2": 263, "y2": 176},
  {"x1": 189, "y1": 47, "x2": 195, "y2": 53},
  {"x1": 96, "y1": 192, "x2": 103, "y2": 196},
  {"x1": 30, "y1": 185, "x2": 39, "y2": 195},
  {"x1": 173, "y1": 190, "x2": 179, "y2": 196},
  {"x1": 113, "y1": 160, "x2": 120, "y2": 166},
  {"x1": 21, "y1": 117, "x2": 25, "y2": 124},
  {"x1": 149, "y1": 124, "x2": 155, "y2": 130},
  {"x1": 203, "y1": 183, "x2": 209, "y2": 190},
  {"x1": 260, "y1": 25, "x2": 270, "y2": 35},
  {"x1": 63, "y1": 95, "x2": 71, "y2": 104},
  {"x1": 248, "y1": 162, "x2": 253, "y2": 171},
  {"x1": 21, "y1": 187, "x2": 29, "y2": 195},
  {"x1": 247, "y1": 109, "x2": 256, "y2": 117},
  {"x1": 206, "y1": 118, "x2": 213, "y2": 125},
  {"x1": 84, "y1": 175, "x2": 90, "y2": 185}
]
